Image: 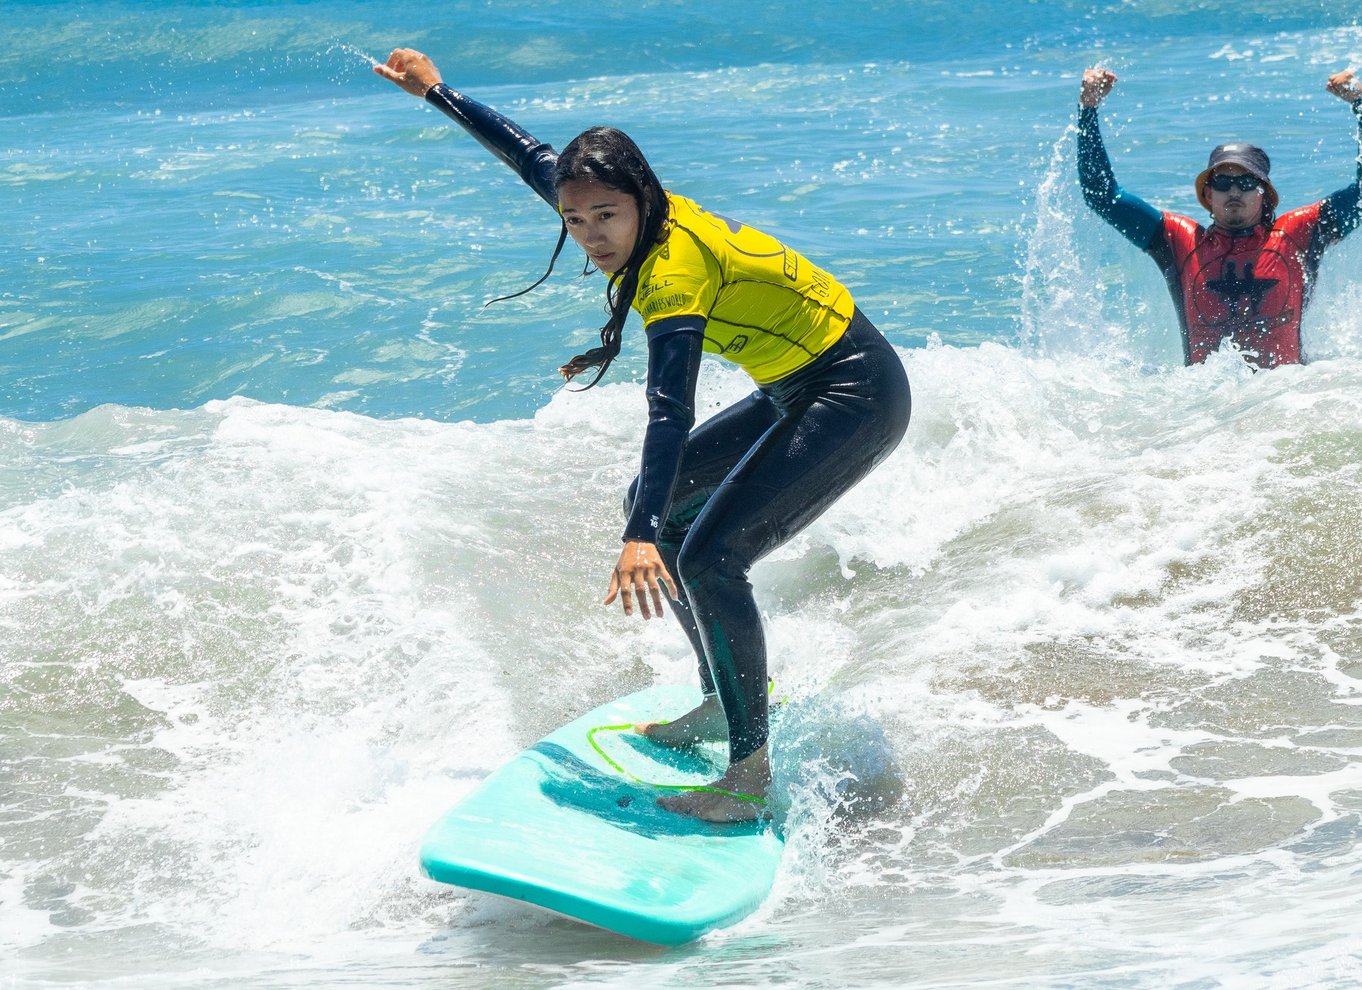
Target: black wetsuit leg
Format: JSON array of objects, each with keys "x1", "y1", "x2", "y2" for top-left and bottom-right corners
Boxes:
[
  {"x1": 626, "y1": 311, "x2": 911, "y2": 762},
  {"x1": 625, "y1": 390, "x2": 782, "y2": 694}
]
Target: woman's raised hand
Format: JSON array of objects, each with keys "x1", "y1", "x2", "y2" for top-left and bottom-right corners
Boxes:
[{"x1": 374, "y1": 48, "x2": 443, "y2": 98}]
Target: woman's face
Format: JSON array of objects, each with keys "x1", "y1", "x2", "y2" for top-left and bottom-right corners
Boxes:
[{"x1": 557, "y1": 179, "x2": 641, "y2": 275}]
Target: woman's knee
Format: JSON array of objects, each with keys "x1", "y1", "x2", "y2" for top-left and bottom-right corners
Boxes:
[
  {"x1": 674, "y1": 533, "x2": 715, "y2": 596},
  {"x1": 676, "y1": 523, "x2": 752, "y2": 596}
]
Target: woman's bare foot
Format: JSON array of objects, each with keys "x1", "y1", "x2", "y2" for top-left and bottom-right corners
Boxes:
[
  {"x1": 635, "y1": 694, "x2": 727, "y2": 748},
  {"x1": 656, "y1": 745, "x2": 772, "y2": 822}
]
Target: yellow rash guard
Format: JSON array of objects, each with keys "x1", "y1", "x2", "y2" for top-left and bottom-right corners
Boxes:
[{"x1": 632, "y1": 194, "x2": 855, "y2": 384}]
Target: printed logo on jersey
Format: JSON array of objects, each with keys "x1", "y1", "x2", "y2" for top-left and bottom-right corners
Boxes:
[
  {"x1": 1203, "y1": 259, "x2": 1281, "y2": 320},
  {"x1": 641, "y1": 292, "x2": 693, "y2": 319},
  {"x1": 638, "y1": 277, "x2": 675, "y2": 303},
  {"x1": 1187, "y1": 244, "x2": 1300, "y2": 359}
]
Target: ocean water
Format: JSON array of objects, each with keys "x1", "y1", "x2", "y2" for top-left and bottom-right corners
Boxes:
[{"x1": 5, "y1": 1, "x2": 1362, "y2": 987}]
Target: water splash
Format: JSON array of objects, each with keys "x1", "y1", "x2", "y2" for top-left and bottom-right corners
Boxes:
[
  {"x1": 326, "y1": 41, "x2": 380, "y2": 69},
  {"x1": 1019, "y1": 123, "x2": 1127, "y2": 360}
]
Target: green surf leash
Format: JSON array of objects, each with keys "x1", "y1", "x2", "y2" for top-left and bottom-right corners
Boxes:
[
  {"x1": 585, "y1": 722, "x2": 764, "y2": 804},
  {"x1": 585, "y1": 680, "x2": 785, "y2": 805}
]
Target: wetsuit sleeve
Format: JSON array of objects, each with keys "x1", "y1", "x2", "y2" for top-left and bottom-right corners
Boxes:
[
  {"x1": 621, "y1": 317, "x2": 705, "y2": 544},
  {"x1": 424, "y1": 83, "x2": 559, "y2": 208},
  {"x1": 1077, "y1": 106, "x2": 1164, "y2": 250},
  {"x1": 1318, "y1": 99, "x2": 1362, "y2": 243}
]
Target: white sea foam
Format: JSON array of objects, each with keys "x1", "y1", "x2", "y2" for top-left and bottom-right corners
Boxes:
[{"x1": 7, "y1": 315, "x2": 1362, "y2": 990}]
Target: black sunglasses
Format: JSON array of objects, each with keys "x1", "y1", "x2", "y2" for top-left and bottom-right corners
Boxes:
[{"x1": 1208, "y1": 173, "x2": 1263, "y2": 193}]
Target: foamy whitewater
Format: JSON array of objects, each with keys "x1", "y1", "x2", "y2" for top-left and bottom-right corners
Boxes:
[{"x1": 4, "y1": 2, "x2": 1362, "y2": 988}]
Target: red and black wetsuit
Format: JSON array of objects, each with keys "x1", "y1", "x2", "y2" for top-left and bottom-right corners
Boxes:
[{"x1": 1077, "y1": 102, "x2": 1362, "y2": 367}]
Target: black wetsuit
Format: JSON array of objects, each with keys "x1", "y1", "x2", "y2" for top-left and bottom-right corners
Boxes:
[{"x1": 425, "y1": 84, "x2": 911, "y2": 763}]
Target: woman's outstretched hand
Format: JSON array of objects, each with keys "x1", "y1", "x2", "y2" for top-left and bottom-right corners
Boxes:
[
  {"x1": 605, "y1": 540, "x2": 678, "y2": 619},
  {"x1": 374, "y1": 48, "x2": 443, "y2": 98}
]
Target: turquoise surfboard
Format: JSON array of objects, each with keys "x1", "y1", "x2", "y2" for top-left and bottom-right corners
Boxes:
[{"x1": 419, "y1": 684, "x2": 784, "y2": 945}]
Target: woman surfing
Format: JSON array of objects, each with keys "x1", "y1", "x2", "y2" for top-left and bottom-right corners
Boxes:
[{"x1": 375, "y1": 49, "x2": 911, "y2": 822}]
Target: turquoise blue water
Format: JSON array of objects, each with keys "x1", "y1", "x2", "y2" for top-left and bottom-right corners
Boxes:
[{"x1": 5, "y1": 2, "x2": 1362, "y2": 988}]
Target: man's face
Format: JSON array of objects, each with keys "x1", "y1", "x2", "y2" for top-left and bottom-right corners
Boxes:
[{"x1": 1205, "y1": 165, "x2": 1266, "y2": 230}]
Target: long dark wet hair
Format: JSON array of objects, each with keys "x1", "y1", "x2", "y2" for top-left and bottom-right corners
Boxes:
[{"x1": 493, "y1": 127, "x2": 670, "y2": 389}]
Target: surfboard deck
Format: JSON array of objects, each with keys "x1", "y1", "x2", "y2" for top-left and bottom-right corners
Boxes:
[{"x1": 419, "y1": 684, "x2": 784, "y2": 945}]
